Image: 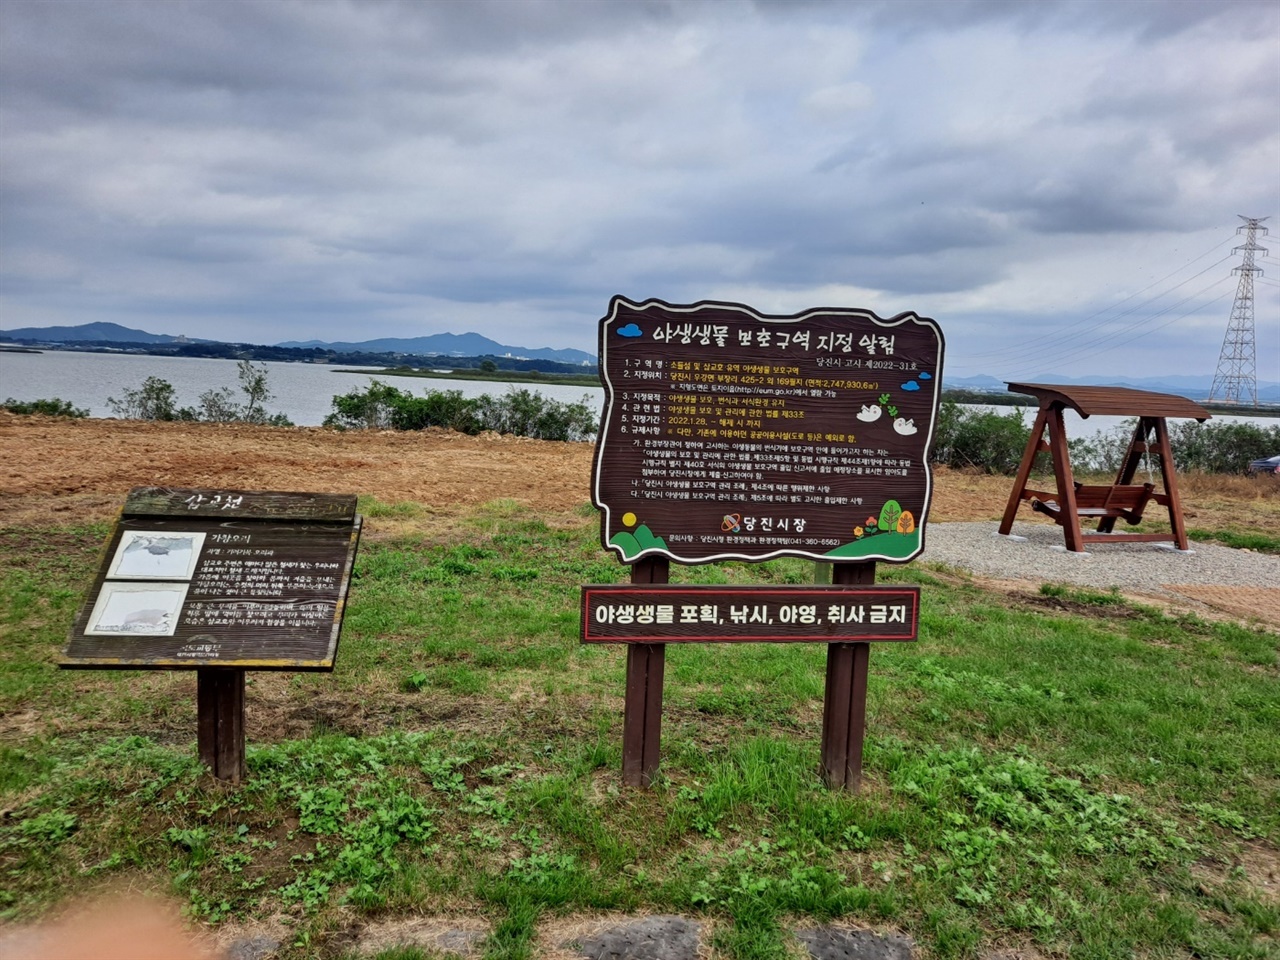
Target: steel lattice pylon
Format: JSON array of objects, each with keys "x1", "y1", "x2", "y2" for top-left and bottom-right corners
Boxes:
[{"x1": 1208, "y1": 215, "x2": 1268, "y2": 406}]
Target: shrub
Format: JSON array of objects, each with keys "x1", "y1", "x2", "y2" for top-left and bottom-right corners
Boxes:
[
  {"x1": 106, "y1": 362, "x2": 293, "y2": 425},
  {"x1": 107, "y1": 376, "x2": 191, "y2": 421},
  {"x1": 1, "y1": 397, "x2": 88, "y2": 418},
  {"x1": 1168, "y1": 420, "x2": 1280, "y2": 475},
  {"x1": 930, "y1": 401, "x2": 1031, "y2": 473},
  {"x1": 324, "y1": 383, "x2": 598, "y2": 441}
]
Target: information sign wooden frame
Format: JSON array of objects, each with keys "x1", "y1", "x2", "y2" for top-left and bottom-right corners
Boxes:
[
  {"x1": 587, "y1": 297, "x2": 945, "y2": 793},
  {"x1": 62, "y1": 487, "x2": 362, "y2": 782},
  {"x1": 63, "y1": 487, "x2": 361, "y2": 670},
  {"x1": 592, "y1": 296, "x2": 945, "y2": 566}
]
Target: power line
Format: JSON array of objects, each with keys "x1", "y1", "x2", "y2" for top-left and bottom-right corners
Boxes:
[
  {"x1": 966, "y1": 254, "x2": 1235, "y2": 368},
  {"x1": 963, "y1": 232, "x2": 1238, "y2": 365}
]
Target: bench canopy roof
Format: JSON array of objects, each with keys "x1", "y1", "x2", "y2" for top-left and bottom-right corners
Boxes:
[{"x1": 1005, "y1": 382, "x2": 1212, "y2": 421}]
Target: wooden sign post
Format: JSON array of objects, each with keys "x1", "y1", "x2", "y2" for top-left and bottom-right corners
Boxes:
[
  {"x1": 63, "y1": 487, "x2": 362, "y2": 783},
  {"x1": 587, "y1": 297, "x2": 945, "y2": 790},
  {"x1": 583, "y1": 572, "x2": 920, "y2": 788}
]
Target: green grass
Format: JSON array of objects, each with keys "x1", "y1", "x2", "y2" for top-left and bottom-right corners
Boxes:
[
  {"x1": 1, "y1": 505, "x2": 1277, "y2": 959},
  {"x1": 1186, "y1": 527, "x2": 1280, "y2": 554}
]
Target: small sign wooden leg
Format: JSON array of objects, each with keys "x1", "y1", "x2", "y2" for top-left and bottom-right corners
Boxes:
[
  {"x1": 197, "y1": 668, "x2": 245, "y2": 784},
  {"x1": 821, "y1": 642, "x2": 870, "y2": 790},
  {"x1": 821, "y1": 560, "x2": 875, "y2": 791},
  {"x1": 622, "y1": 643, "x2": 665, "y2": 787},
  {"x1": 621, "y1": 557, "x2": 668, "y2": 787}
]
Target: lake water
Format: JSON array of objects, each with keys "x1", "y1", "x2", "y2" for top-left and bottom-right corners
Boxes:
[
  {"x1": 1, "y1": 349, "x2": 1274, "y2": 437},
  {"x1": 0, "y1": 350, "x2": 603, "y2": 426}
]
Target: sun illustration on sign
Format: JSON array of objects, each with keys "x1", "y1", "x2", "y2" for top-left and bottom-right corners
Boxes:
[{"x1": 609, "y1": 511, "x2": 668, "y2": 560}]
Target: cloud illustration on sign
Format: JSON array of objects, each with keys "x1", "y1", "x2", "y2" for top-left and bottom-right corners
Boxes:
[
  {"x1": 918, "y1": 372, "x2": 932, "y2": 380},
  {"x1": 617, "y1": 323, "x2": 643, "y2": 337},
  {"x1": 901, "y1": 381, "x2": 920, "y2": 391}
]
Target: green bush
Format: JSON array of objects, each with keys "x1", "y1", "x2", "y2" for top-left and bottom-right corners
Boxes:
[
  {"x1": 106, "y1": 361, "x2": 293, "y2": 425},
  {"x1": 325, "y1": 382, "x2": 598, "y2": 441},
  {"x1": 1168, "y1": 419, "x2": 1280, "y2": 474},
  {"x1": 929, "y1": 401, "x2": 1031, "y2": 473},
  {"x1": 107, "y1": 376, "x2": 190, "y2": 421},
  {"x1": 1, "y1": 397, "x2": 88, "y2": 418}
]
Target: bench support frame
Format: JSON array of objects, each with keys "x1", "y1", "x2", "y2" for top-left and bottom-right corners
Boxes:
[{"x1": 999, "y1": 408, "x2": 1191, "y2": 553}]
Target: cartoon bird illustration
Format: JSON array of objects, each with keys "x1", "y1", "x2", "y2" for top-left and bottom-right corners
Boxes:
[
  {"x1": 893, "y1": 417, "x2": 918, "y2": 436},
  {"x1": 856, "y1": 404, "x2": 882, "y2": 422}
]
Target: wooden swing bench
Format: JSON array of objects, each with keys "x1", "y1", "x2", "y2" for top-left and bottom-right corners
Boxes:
[
  {"x1": 1030, "y1": 481, "x2": 1154, "y2": 526},
  {"x1": 998, "y1": 383, "x2": 1211, "y2": 553}
]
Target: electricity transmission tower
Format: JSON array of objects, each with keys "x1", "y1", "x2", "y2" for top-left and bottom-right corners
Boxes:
[{"x1": 1208, "y1": 215, "x2": 1268, "y2": 406}]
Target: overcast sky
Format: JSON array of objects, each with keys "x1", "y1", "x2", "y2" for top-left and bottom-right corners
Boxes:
[{"x1": 2, "y1": 0, "x2": 1277, "y2": 380}]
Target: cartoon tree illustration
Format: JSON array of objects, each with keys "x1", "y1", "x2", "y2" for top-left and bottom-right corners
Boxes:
[{"x1": 879, "y1": 499, "x2": 903, "y2": 533}]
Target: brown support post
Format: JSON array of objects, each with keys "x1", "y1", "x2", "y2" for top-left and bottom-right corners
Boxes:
[
  {"x1": 621, "y1": 557, "x2": 669, "y2": 787},
  {"x1": 821, "y1": 561, "x2": 875, "y2": 791},
  {"x1": 197, "y1": 668, "x2": 245, "y2": 784},
  {"x1": 1152, "y1": 418, "x2": 1191, "y2": 551},
  {"x1": 1044, "y1": 405, "x2": 1085, "y2": 552},
  {"x1": 999, "y1": 406, "x2": 1051, "y2": 535}
]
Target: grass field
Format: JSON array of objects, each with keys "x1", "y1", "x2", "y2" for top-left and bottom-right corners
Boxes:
[{"x1": 1, "y1": 494, "x2": 1277, "y2": 959}]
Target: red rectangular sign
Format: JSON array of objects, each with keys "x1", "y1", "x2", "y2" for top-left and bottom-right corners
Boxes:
[{"x1": 581, "y1": 584, "x2": 919, "y2": 643}]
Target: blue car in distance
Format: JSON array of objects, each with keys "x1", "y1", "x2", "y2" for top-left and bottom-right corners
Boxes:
[{"x1": 1247, "y1": 454, "x2": 1280, "y2": 475}]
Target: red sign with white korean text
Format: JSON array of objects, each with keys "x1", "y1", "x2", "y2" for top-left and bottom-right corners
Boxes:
[
  {"x1": 592, "y1": 297, "x2": 945, "y2": 565},
  {"x1": 581, "y1": 585, "x2": 920, "y2": 643}
]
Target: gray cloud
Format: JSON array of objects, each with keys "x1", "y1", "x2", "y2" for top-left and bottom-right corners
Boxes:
[{"x1": 1, "y1": 0, "x2": 1276, "y2": 377}]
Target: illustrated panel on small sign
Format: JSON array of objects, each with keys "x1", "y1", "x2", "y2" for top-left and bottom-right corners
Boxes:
[
  {"x1": 65, "y1": 513, "x2": 359, "y2": 669},
  {"x1": 107, "y1": 531, "x2": 206, "y2": 579},
  {"x1": 592, "y1": 297, "x2": 945, "y2": 565}
]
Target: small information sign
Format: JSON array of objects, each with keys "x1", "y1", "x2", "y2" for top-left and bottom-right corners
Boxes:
[
  {"x1": 581, "y1": 585, "x2": 919, "y2": 643},
  {"x1": 62, "y1": 487, "x2": 361, "y2": 671},
  {"x1": 592, "y1": 297, "x2": 944, "y2": 565}
]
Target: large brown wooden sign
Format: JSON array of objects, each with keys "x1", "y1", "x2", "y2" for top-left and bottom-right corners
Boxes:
[
  {"x1": 63, "y1": 487, "x2": 361, "y2": 671},
  {"x1": 582, "y1": 585, "x2": 919, "y2": 643},
  {"x1": 592, "y1": 297, "x2": 944, "y2": 565}
]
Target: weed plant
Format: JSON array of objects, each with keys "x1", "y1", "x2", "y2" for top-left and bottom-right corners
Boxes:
[{"x1": 0, "y1": 507, "x2": 1276, "y2": 959}]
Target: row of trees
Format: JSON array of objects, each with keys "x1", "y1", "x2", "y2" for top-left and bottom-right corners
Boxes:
[
  {"x1": 323, "y1": 381, "x2": 598, "y2": 442},
  {"x1": 103, "y1": 360, "x2": 293, "y2": 426},
  {"x1": 6, "y1": 378, "x2": 1278, "y2": 471}
]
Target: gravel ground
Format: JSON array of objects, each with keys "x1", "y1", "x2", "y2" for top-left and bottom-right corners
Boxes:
[{"x1": 922, "y1": 520, "x2": 1280, "y2": 599}]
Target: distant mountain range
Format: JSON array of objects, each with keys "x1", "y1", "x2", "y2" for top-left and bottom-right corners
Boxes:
[
  {"x1": 0, "y1": 321, "x2": 219, "y2": 346},
  {"x1": 1, "y1": 322, "x2": 597, "y2": 365},
  {"x1": 277, "y1": 332, "x2": 594, "y2": 365},
  {"x1": 3, "y1": 322, "x2": 1276, "y2": 402}
]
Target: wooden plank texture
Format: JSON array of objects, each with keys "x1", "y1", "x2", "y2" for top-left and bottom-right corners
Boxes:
[
  {"x1": 63, "y1": 492, "x2": 361, "y2": 670},
  {"x1": 197, "y1": 668, "x2": 245, "y2": 783},
  {"x1": 621, "y1": 557, "x2": 668, "y2": 787},
  {"x1": 821, "y1": 561, "x2": 875, "y2": 791}
]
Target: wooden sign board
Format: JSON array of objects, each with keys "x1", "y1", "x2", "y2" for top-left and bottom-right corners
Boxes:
[
  {"x1": 62, "y1": 487, "x2": 361, "y2": 671},
  {"x1": 581, "y1": 585, "x2": 919, "y2": 644},
  {"x1": 592, "y1": 297, "x2": 945, "y2": 566}
]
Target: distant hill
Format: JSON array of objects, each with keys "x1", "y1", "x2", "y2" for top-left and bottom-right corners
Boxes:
[
  {"x1": 0, "y1": 322, "x2": 597, "y2": 366},
  {"x1": 278, "y1": 332, "x2": 595, "y2": 365},
  {"x1": 0, "y1": 322, "x2": 213, "y2": 345}
]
